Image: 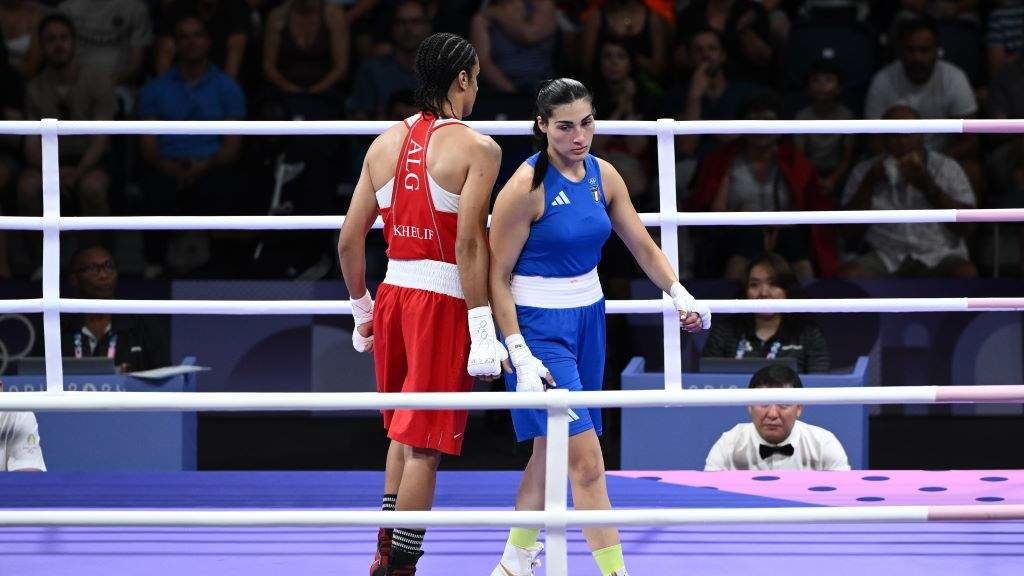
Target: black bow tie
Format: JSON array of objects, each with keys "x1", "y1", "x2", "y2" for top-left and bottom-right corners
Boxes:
[{"x1": 759, "y1": 444, "x2": 795, "y2": 460}]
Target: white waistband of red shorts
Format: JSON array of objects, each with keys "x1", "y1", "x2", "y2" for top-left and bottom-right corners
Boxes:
[
  {"x1": 511, "y1": 267, "x2": 603, "y2": 309},
  {"x1": 384, "y1": 259, "x2": 464, "y2": 300}
]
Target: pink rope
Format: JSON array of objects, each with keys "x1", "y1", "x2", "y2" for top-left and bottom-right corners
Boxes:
[
  {"x1": 928, "y1": 505, "x2": 1024, "y2": 521},
  {"x1": 968, "y1": 298, "x2": 1024, "y2": 310},
  {"x1": 963, "y1": 119, "x2": 1024, "y2": 133},
  {"x1": 935, "y1": 385, "x2": 1024, "y2": 403},
  {"x1": 956, "y1": 208, "x2": 1024, "y2": 223}
]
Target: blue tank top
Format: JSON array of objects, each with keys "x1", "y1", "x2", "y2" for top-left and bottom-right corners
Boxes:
[{"x1": 513, "y1": 153, "x2": 612, "y2": 278}]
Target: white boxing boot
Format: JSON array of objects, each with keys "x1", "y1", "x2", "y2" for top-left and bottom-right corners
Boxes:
[{"x1": 490, "y1": 541, "x2": 544, "y2": 576}]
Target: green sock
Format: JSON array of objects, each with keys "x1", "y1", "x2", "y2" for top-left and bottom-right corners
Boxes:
[
  {"x1": 508, "y1": 527, "x2": 540, "y2": 549},
  {"x1": 592, "y1": 543, "x2": 625, "y2": 576}
]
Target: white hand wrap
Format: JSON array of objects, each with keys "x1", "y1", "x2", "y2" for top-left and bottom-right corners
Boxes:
[
  {"x1": 466, "y1": 306, "x2": 507, "y2": 378},
  {"x1": 670, "y1": 282, "x2": 711, "y2": 330},
  {"x1": 350, "y1": 291, "x2": 374, "y2": 352},
  {"x1": 505, "y1": 334, "x2": 552, "y2": 393}
]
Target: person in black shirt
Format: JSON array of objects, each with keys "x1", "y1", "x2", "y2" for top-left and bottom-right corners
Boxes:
[
  {"x1": 701, "y1": 251, "x2": 830, "y2": 373},
  {"x1": 60, "y1": 245, "x2": 170, "y2": 372}
]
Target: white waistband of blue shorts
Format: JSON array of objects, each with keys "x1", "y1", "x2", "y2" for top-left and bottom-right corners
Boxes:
[
  {"x1": 511, "y1": 268, "x2": 603, "y2": 309},
  {"x1": 384, "y1": 259, "x2": 463, "y2": 300}
]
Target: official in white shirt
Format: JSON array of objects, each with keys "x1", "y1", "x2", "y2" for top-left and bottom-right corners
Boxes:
[
  {"x1": 0, "y1": 380, "x2": 46, "y2": 472},
  {"x1": 705, "y1": 365, "x2": 850, "y2": 471}
]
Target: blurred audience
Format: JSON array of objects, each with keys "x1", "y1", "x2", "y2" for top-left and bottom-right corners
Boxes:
[
  {"x1": 156, "y1": 0, "x2": 249, "y2": 79},
  {"x1": 865, "y1": 17, "x2": 979, "y2": 191},
  {"x1": 0, "y1": 0, "x2": 44, "y2": 77},
  {"x1": 57, "y1": 0, "x2": 152, "y2": 88},
  {"x1": 138, "y1": 14, "x2": 245, "y2": 277},
  {"x1": 581, "y1": 0, "x2": 669, "y2": 88},
  {"x1": 262, "y1": 0, "x2": 349, "y2": 106},
  {"x1": 0, "y1": 31, "x2": 22, "y2": 279},
  {"x1": 60, "y1": 245, "x2": 170, "y2": 371},
  {"x1": 704, "y1": 364, "x2": 850, "y2": 471},
  {"x1": 346, "y1": 0, "x2": 428, "y2": 120},
  {"x1": 676, "y1": 0, "x2": 775, "y2": 86},
  {"x1": 471, "y1": 0, "x2": 556, "y2": 94},
  {"x1": 19, "y1": 14, "x2": 114, "y2": 276},
  {"x1": 4, "y1": 0, "x2": 1022, "y2": 281},
  {"x1": 987, "y1": 0, "x2": 1024, "y2": 78},
  {"x1": 701, "y1": 252, "x2": 831, "y2": 374},
  {"x1": 792, "y1": 58, "x2": 855, "y2": 201},
  {"x1": 690, "y1": 91, "x2": 837, "y2": 280},
  {"x1": 840, "y1": 105, "x2": 977, "y2": 278},
  {"x1": 591, "y1": 39, "x2": 657, "y2": 200},
  {"x1": 670, "y1": 27, "x2": 755, "y2": 192}
]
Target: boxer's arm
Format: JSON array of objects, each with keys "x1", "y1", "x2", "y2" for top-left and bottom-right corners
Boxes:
[
  {"x1": 601, "y1": 158, "x2": 710, "y2": 331},
  {"x1": 455, "y1": 134, "x2": 502, "y2": 309},
  {"x1": 601, "y1": 158, "x2": 678, "y2": 292},
  {"x1": 339, "y1": 154, "x2": 380, "y2": 301},
  {"x1": 488, "y1": 162, "x2": 539, "y2": 340}
]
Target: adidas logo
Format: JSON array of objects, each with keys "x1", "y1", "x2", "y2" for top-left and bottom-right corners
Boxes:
[{"x1": 551, "y1": 190, "x2": 571, "y2": 206}]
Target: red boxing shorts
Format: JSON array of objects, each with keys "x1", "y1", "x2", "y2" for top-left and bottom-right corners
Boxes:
[{"x1": 372, "y1": 282, "x2": 471, "y2": 455}]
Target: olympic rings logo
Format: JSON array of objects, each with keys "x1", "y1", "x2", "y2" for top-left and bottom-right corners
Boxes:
[{"x1": 0, "y1": 314, "x2": 36, "y2": 376}]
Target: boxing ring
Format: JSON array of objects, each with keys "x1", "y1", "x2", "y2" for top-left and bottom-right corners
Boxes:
[{"x1": 2, "y1": 118, "x2": 1024, "y2": 575}]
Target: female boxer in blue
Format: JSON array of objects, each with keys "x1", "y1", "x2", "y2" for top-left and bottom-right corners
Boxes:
[{"x1": 487, "y1": 78, "x2": 712, "y2": 576}]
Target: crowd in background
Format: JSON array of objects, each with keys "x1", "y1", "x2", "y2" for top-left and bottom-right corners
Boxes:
[{"x1": 0, "y1": 0, "x2": 1022, "y2": 282}]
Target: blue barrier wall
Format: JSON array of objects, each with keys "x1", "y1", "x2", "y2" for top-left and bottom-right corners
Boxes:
[
  {"x1": 5, "y1": 361, "x2": 198, "y2": 471},
  {"x1": 620, "y1": 356, "x2": 869, "y2": 470}
]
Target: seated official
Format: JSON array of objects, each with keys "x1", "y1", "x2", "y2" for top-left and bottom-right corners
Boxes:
[
  {"x1": 701, "y1": 252, "x2": 830, "y2": 373},
  {"x1": 705, "y1": 364, "x2": 850, "y2": 471},
  {"x1": 60, "y1": 245, "x2": 170, "y2": 372},
  {"x1": 0, "y1": 380, "x2": 46, "y2": 471}
]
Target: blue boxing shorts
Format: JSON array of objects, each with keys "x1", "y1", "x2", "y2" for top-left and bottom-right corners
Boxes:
[{"x1": 505, "y1": 298, "x2": 607, "y2": 442}]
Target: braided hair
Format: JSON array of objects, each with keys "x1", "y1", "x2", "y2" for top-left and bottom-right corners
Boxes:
[
  {"x1": 531, "y1": 78, "x2": 593, "y2": 191},
  {"x1": 414, "y1": 33, "x2": 477, "y2": 118}
]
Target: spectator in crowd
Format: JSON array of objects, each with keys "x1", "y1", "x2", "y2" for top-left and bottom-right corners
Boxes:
[
  {"x1": 60, "y1": 245, "x2": 170, "y2": 372},
  {"x1": 758, "y1": 0, "x2": 792, "y2": 45},
  {"x1": 0, "y1": 0, "x2": 44, "y2": 77},
  {"x1": 591, "y1": 40, "x2": 657, "y2": 200},
  {"x1": 987, "y1": 53, "x2": 1024, "y2": 275},
  {"x1": 138, "y1": 14, "x2": 245, "y2": 277},
  {"x1": 701, "y1": 252, "x2": 831, "y2": 374},
  {"x1": 581, "y1": 0, "x2": 669, "y2": 87},
  {"x1": 889, "y1": 0, "x2": 980, "y2": 34},
  {"x1": 471, "y1": 0, "x2": 556, "y2": 94},
  {"x1": 57, "y1": 0, "x2": 153, "y2": 87},
  {"x1": 156, "y1": 0, "x2": 249, "y2": 79},
  {"x1": 0, "y1": 31, "x2": 23, "y2": 278},
  {"x1": 690, "y1": 91, "x2": 837, "y2": 281},
  {"x1": 262, "y1": 0, "x2": 349, "y2": 109},
  {"x1": 864, "y1": 18, "x2": 978, "y2": 178},
  {"x1": 987, "y1": 0, "x2": 1024, "y2": 77},
  {"x1": 18, "y1": 14, "x2": 115, "y2": 276},
  {"x1": 793, "y1": 58, "x2": 855, "y2": 200},
  {"x1": 704, "y1": 364, "x2": 850, "y2": 471},
  {"x1": 671, "y1": 27, "x2": 755, "y2": 191},
  {"x1": 346, "y1": 0, "x2": 429, "y2": 120},
  {"x1": 840, "y1": 105, "x2": 977, "y2": 278},
  {"x1": 676, "y1": 0, "x2": 775, "y2": 86},
  {"x1": 0, "y1": 379, "x2": 46, "y2": 472}
]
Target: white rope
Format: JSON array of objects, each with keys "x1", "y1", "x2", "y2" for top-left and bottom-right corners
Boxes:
[
  {"x1": 39, "y1": 297, "x2": 1024, "y2": 314},
  {"x1": 0, "y1": 119, "x2": 1002, "y2": 136},
  {"x1": 1, "y1": 505, "x2": 1019, "y2": 527},
  {"x1": 3, "y1": 386, "x2": 1022, "y2": 412},
  {"x1": 0, "y1": 216, "x2": 44, "y2": 231},
  {"x1": 673, "y1": 119, "x2": 965, "y2": 135},
  {"x1": 4, "y1": 208, "x2": 1008, "y2": 232},
  {"x1": 0, "y1": 297, "x2": 1018, "y2": 315}
]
